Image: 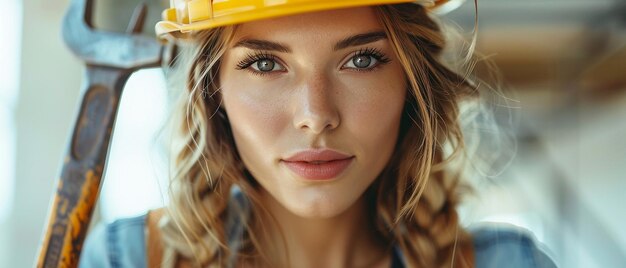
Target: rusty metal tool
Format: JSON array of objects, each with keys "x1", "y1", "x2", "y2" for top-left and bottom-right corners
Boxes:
[{"x1": 35, "y1": 0, "x2": 166, "y2": 267}]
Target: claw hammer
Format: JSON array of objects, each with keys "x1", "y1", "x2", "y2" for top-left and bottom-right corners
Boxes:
[{"x1": 35, "y1": 0, "x2": 171, "y2": 266}]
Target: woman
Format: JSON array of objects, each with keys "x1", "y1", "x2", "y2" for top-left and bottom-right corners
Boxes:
[{"x1": 80, "y1": 0, "x2": 557, "y2": 267}]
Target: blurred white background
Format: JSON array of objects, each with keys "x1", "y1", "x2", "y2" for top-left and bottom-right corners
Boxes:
[{"x1": 1, "y1": 0, "x2": 625, "y2": 267}]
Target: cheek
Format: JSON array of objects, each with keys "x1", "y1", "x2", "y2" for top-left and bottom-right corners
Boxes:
[
  {"x1": 219, "y1": 73, "x2": 290, "y2": 165},
  {"x1": 343, "y1": 73, "x2": 407, "y2": 157},
  {"x1": 353, "y1": 90, "x2": 404, "y2": 131}
]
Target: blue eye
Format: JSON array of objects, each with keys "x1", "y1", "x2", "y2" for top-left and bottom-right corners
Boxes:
[
  {"x1": 236, "y1": 52, "x2": 285, "y2": 76},
  {"x1": 343, "y1": 47, "x2": 391, "y2": 71},
  {"x1": 346, "y1": 55, "x2": 377, "y2": 69},
  {"x1": 250, "y1": 58, "x2": 285, "y2": 73}
]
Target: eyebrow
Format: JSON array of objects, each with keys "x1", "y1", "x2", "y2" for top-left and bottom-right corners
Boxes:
[{"x1": 232, "y1": 31, "x2": 387, "y2": 53}]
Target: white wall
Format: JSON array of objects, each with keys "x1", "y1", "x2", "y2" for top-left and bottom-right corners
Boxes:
[
  {"x1": 8, "y1": 0, "x2": 82, "y2": 266},
  {"x1": 4, "y1": 1, "x2": 170, "y2": 266},
  {"x1": 0, "y1": 0, "x2": 22, "y2": 265}
]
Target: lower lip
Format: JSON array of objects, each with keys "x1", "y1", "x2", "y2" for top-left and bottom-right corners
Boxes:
[{"x1": 282, "y1": 157, "x2": 354, "y2": 181}]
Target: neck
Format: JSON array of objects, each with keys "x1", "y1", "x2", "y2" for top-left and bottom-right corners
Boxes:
[{"x1": 251, "y1": 190, "x2": 389, "y2": 268}]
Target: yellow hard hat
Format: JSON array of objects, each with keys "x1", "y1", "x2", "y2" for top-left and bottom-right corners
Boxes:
[{"x1": 156, "y1": 0, "x2": 463, "y2": 39}]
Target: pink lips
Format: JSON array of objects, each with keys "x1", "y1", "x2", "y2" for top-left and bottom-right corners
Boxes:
[{"x1": 282, "y1": 149, "x2": 354, "y2": 181}]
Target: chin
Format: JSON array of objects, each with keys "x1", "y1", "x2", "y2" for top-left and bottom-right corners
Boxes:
[{"x1": 281, "y1": 190, "x2": 359, "y2": 219}]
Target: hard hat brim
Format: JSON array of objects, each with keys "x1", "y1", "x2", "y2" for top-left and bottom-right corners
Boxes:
[{"x1": 156, "y1": 0, "x2": 460, "y2": 39}]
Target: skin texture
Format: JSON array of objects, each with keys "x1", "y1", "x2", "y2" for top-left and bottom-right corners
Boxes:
[{"x1": 219, "y1": 6, "x2": 407, "y2": 267}]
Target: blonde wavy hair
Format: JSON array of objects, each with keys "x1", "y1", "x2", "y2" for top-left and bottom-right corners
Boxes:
[{"x1": 159, "y1": 3, "x2": 484, "y2": 268}]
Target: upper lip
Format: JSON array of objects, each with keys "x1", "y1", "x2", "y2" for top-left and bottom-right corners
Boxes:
[{"x1": 283, "y1": 149, "x2": 353, "y2": 162}]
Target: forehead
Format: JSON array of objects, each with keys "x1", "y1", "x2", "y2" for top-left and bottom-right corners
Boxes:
[{"x1": 231, "y1": 7, "x2": 383, "y2": 43}]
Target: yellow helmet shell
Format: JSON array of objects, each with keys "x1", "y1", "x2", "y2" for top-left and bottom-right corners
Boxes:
[{"x1": 156, "y1": 0, "x2": 462, "y2": 39}]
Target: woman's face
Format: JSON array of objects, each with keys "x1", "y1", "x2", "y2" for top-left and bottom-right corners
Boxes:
[{"x1": 219, "y1": 7, "x2": 406, "y2": 219}]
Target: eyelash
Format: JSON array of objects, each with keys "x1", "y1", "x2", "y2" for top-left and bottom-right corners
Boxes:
[
  {"x1": 235, "y1": 51, "x2": 278, "y2": 71},
  {"x1": 235, "y1": 47, "x2": 391, "y2": 77},
  {"x1": 348, "y1": 47, "x2": 391, "y2": 71}
]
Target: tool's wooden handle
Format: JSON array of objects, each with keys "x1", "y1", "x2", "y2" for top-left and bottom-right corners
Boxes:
[{"x1": 36, "y1": 67, "x2": 133, "y2": 268}]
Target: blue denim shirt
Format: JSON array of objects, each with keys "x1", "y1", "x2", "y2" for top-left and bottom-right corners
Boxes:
[{"x1": 79, "y1": 213, "x2": 557, "y2": 268}]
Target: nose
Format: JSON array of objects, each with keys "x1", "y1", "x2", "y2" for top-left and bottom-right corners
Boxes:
[{"x1": 292, "y1": 72, "x2": 340, "y2": 134}]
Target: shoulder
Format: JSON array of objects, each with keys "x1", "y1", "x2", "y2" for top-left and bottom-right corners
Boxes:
[
  {"x1": 78, "y1": 214, "x2": 148, "y2": 268},
  {"x1": 469, "y1": 223, "x2": 557, "y2": 268}
]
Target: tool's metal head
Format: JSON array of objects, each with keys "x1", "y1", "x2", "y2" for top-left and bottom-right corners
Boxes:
[{"x1": 62, "y1": 0, "x2": 162, "y2": 69}]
